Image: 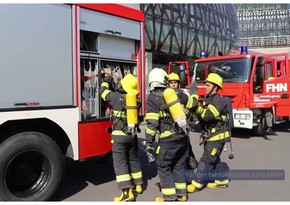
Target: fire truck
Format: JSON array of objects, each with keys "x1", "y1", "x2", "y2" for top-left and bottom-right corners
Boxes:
[
  {"x1": 0, "y1": 4, "x2": 146, "y2": 201},
  {"x1": 193, "y1": 47, "x2": 290, "y2": 136}
]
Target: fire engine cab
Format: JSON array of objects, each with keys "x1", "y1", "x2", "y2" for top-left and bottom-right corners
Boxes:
[
  {"x1": 0, "y1": 4, "x2": 145, "y2": 201},
  {"x1": 194, "y1": 46, "x2": 290, "y2": 136}
]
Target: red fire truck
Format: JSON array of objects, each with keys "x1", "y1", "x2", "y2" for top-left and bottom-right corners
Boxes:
[
  {"x1": 0, "y1": 4, "x2": 146, "y2": 200},
  {"x1": 193, "y1": 47, "x2": 290, "y2": 136}
]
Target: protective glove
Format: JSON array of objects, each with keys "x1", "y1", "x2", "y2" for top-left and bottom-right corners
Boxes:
[
  {"x1": 197, "y1": 98, "x2": 206, "y2": 107},
  {"x1": 141, "y1": 140, "x2": 156, "y2": 163},
  {"x1": 103, "y1": 74, "x2": 113, "y2": 83},
  {"x1": 144, "y1": 141, "x2": 154, "y2": 154},
  {"x1": 181, "y1": 125, "x2": 190, "y2": 136}
]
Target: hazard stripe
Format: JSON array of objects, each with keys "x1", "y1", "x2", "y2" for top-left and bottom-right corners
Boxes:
[
  {"x1": 145, "y1": 112, "x2": 159, "y2": 120},
  {"x1": 131, "y1": 171, "x2": 142, "y2": 179},
  {"x1": 161, "y1": 187, "x2": 176, "y2": 195},
  {"x1": 146, "y1": 127, "x2": 156, "y2": 136},
  {"x1": 116, "y1": 174, "x2": 131, "y2": 183},
  {"x1": 175, "y1": 182, "x2": 186, "y2": 190},
  {"x1": 101, "y1": 89, "x2": 111, "y2": 100}
]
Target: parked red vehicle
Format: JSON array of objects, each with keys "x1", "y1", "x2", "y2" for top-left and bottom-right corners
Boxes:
[
  {"x1": 0, "y1": 4, "x2": 146, "y2": 200},
  {"x1": 194, "y1": 47, "x2": 290, "y2": 136}
]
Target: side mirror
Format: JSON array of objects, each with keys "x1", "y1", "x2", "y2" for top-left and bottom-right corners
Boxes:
[
  {"x1": 256, "y1": 56, "x2": 265, "y2": 80},
  {"x1": 257, "y1": 56, "x2": 265, "y2": 67}
]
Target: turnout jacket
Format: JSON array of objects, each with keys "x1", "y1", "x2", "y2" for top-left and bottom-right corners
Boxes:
[
  {"x1": 145, "y1": 88, "x2": 197, "y2": 143},
  {"x1": 195, "y1": 93, "x2": 230, "y2": 142},
  {"x1": 100, "y1": 81, "x2": 139, "y2": 141}
]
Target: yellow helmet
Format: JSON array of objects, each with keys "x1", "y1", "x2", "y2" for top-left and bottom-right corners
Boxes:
[
  {"x1": 205, "y1": 73, "x2": 223, "y2": 89},
  {"x1": 168, "y1": 72, "x2": 180, "y2": 81},
  {"x1": 120, "y1": 74, "x2": 139, "y2": 95}
]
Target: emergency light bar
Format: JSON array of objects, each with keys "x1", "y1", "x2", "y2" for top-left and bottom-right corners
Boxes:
[
  {"x1": 240, "y1": 46, "x2": 248, "y2": 54},
  {"x1": 200, "y1": 51, "x2": 206, "y2": 58}
]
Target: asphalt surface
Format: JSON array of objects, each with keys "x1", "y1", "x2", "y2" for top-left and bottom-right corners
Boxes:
[{"x1": 52, "y1": 121, "x2": 290, "y2": 201}]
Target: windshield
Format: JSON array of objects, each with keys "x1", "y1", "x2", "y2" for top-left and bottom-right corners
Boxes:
[{"x1": 194, "y1": 57, "x2": 252, "y2": 83}]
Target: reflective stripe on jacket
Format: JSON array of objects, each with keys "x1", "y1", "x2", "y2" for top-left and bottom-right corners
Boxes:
[
  {"x1": 195, "y1": 94, "x2": 230, "y2": 141},
  {"x1": 145, "y1": 88, "x2": 198, "y2": 142}
]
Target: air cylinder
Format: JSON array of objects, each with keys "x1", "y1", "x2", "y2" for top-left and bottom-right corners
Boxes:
[
  {"x1": 163, "y1": 88, "x2": 187, "y2": 128},
  {"x1": 126, "y1": 93, "x2": 138, "y2": 128}
]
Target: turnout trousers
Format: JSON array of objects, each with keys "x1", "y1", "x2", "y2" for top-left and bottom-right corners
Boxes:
[
  {"x1": 112, "y1": 135, "x2": 143, "y2": 190},
  {"x1": 196, "y1": 140, "x2": 229, "y2": 183},
  {"x1": 185, "y1": 135, "x2": 198, "y2": 170},
  {"x1": 157, "y1": 136, "x2": 188, "y2": 201}
]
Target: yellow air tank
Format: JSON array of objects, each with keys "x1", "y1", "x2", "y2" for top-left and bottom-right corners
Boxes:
[
  {"x1": 126, "y1": 93, "x2": 138, "y2": 128},
  {"x1": 163, "y1": 88, "x2": 187, "y2": 128}
]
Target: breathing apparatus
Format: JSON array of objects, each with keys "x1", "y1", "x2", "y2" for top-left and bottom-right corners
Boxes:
[
  {"x1": 120, "y1": 74, "x2": 139, "y2": 134},
  {"x1": 126, "y1": 93, "x2": 138, "y2": 133},
  {"x1": 163, "y1": 88, "x2": 189, "y2": 135}
]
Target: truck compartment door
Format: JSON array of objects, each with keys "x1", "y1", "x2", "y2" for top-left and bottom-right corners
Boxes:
[{"x1": 0, "y1": 4, "x2": 73, "y2": 109}]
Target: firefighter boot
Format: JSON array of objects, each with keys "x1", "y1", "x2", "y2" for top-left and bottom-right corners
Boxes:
[
  {"x1": 155, "y1": 197, "x2": 165, "y2": 202},
  {"x1": 132, "y1": 184, "x2": 143, "y2": 194},
  {"x1": 207, "y1": 179, "x2": 229, "y2": 188},
  {"x1": 156, "y1": 196, "x2": 183, "y2": 202},
  {"x1": 187, "y1": 183, "x2": 198, "y2": 193},
  {"x1": 177, "y1": 195, "x2": 188, "y2": 202},
  {"x1": 265, "y1": 127, "x2": 275, "y2": 135},
  {"x1": 113, "y1": 188, "x2": 134, "y2": 202},
  {"x1": 187, "y1": 180, "x2": 203, "y2": 193}
]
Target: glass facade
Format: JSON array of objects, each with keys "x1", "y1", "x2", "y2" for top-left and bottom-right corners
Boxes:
[
  {"x1": 140, "y1": 4, "x2": 240, "y2": 63},
  {"x1": 236, "y1": 4, "x2": 290, "y2": 38}
]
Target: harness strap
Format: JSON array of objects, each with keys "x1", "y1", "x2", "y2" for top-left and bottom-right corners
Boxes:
[
  {"x1": 160, "y1": 99, "x2": 179, "y2": 111},
  {"x1": 125, "y1": 105, "x2": 139, "y2": 109}
]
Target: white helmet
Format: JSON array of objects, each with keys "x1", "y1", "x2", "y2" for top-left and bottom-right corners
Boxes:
[{"x1": 148, "y1": 68, "x2": 168, "y2": 90}]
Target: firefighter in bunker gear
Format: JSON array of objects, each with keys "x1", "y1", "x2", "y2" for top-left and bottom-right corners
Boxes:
[
  {"x1": 100, "y1": 73, "x2": 143, "y2": 202},
  {"x1": 145, "y1": 68, "x2": 198, "y2": 201},
  {"x1": 168, "y1": 73, "x2": 199, "y2": 171},
  {"x1": 168, "y1": 72, "x2": 180, "y2": 88},
  {"x1": 187, "y1": 73, "x2": 231, "y2": 193}
]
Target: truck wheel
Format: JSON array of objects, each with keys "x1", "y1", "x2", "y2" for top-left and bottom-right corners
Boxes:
[
  {"x1": 253, "y1": 117, "x2": 266, "y2": 136},
  {"x1": 0, "y1": 132, "x2": 64, "y2": 201}
]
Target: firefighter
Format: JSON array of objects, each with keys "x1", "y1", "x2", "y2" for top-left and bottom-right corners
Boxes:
[
  {"x1": 168, "y1": 72, "x2": 180, "y2": 89},
  {"x1": 100, "y1": 73, "x2": 143, "y2": 202},
  {"x1": 144, "y1": 68, "x2": 198, "y2": 202},
  {"x1": 168, "y1": 73, "x2": 199, "y2": 171},
  {"x1": 187, "y1": 73, "x2": 231, "y2": 192}
]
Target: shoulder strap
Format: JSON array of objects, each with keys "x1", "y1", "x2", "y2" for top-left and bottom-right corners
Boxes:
[{"x1": 151, "y1": 90, "x2": 174, "y2": 111}]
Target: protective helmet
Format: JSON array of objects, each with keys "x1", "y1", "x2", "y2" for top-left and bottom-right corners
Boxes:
[
  {"x1": 205, "y1": 73, "x2": 223, "y2": 89},
  {"x1": 148, "y1": 68, "x2": 168, "y2": 89},
  {"x1": 120, "y1": 74, "x2": 139, "y2": 94},
  {"x1": 168, "y1": 72, "x2": 180, "y2": 81}
]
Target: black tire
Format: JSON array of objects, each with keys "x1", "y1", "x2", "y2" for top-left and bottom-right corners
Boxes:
[
  {"x1": 0, "y1": 132, "x2": 64, "y2": 201},
  {"x1": 253, "y1": 116, "x2": 266, "y2": 136}
]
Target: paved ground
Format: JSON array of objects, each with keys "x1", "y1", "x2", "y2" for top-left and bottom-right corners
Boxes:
[{"x1": 52, "y1": 121, "x2": 290, "y2": 201}]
